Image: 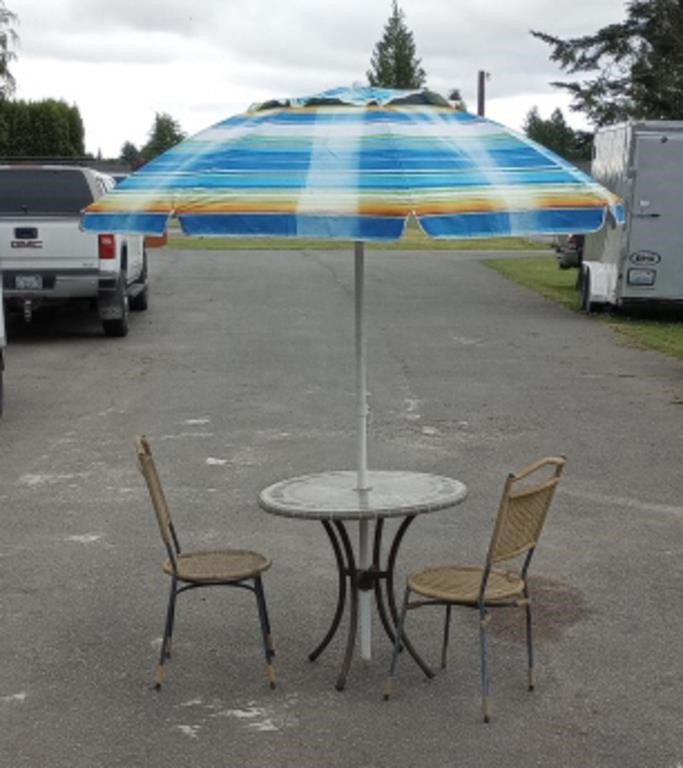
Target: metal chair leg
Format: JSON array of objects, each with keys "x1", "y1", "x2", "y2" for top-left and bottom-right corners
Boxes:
[
  {"x1": 384, "y1": 585, "x2": 410, "y2": 700},
  {"x1": 525, "y1": 593, "x2": 535, "y2": 691},
  {"x1": 254, "y1": 576, "x2": 276, "y2": 689},
  {"x1": 441, "y1": 604, "x2": 452, "y2": 669},
  {"x1": 479, "y1": 605, "x2": 491, "y2": 723},
  {"x1": 155, "y1": 577, "x2": 178, "y2": 690}
]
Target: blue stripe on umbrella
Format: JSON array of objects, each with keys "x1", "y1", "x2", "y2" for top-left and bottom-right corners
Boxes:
[
  {"x1": 180, "y1": 213, "x2": 406, "y2": 240},
  {"x1": 420, "y1": 207, "x2": 608, "y2": 238}
]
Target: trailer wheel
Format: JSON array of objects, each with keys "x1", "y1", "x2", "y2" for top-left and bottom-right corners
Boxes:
[
  {"x1": 580, "y1": 271, "x2": 604, "y2": 314},
  {"x1": 580, "y1": 270, "x2": 593, "y2": 312}
]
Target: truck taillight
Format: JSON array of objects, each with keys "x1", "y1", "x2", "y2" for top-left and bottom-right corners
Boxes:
[{"x1": 98, "y1": 234, "x2": 116, "y2": 259}]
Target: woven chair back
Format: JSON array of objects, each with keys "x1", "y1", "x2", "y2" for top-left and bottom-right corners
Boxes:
[
  {"x1": 135, "y1": 435, "x2": 174, "y2": 548},
  {"x1": 487, "y1": 458, "x2": 565, "y2": 566}
]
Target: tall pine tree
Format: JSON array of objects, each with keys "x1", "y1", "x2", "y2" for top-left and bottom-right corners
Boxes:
[
  {"x1": 367, "y1": 0, "x2": 426, "y2": 89},
  {"x1": 532, "y1": 0, "x2": 683, "y2": 125}
]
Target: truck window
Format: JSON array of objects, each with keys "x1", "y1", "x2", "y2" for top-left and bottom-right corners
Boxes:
[{"x1": 0, "y1": 169, "x2": 94, "y2": 215}]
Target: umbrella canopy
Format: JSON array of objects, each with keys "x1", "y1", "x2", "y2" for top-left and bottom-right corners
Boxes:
[{"x1": 82, "y1": 86, "x2": 623, "y2": 240}]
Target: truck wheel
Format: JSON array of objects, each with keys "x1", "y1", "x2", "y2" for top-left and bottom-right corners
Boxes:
[
  {"x1": 102, "y1": 280, "x2": 129, "y2": 338},
  {"x1": 129, "y1": 252, "x2": 149, "y2": 312},
  {"x1": 0, "y1": 367, "x2": 3, "y2": 418}
]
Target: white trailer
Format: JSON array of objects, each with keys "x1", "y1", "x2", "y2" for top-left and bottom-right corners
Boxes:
[{"x1": 581, "y1": 121, "x2": 683, "y2": 311}]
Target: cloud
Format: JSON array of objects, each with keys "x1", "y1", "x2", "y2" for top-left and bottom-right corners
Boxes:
[{"x1": 11, "y1": 0, "x2": 628, "y2": 156}]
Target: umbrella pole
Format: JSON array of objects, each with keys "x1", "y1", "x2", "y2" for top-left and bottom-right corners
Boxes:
[
  {"x1": 354, "y1": 240, "x2": 369, "y2": 491},
  {"x1": 355, "y1": 240, "x2": 372, "y2": 660}
]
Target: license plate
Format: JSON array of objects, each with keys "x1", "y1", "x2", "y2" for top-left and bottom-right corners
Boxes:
[{"x1": 15, "y1": 275, "x2": 43, "y2": 290}]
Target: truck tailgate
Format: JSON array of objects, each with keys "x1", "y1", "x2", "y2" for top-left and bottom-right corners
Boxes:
[{"x1": 0, "y1": 217, "x2": 99, "y2": 271}]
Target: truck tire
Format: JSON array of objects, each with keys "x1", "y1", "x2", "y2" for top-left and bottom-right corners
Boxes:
[
  {"x1": 129, "y1": 252, "x2": 149, "y2": 312},
  {"x1": 102, "y1": 278, "x2": 129, "y2": 338},
  {"x1": 0, "y1": 367, "x2": 3, "y2": 418}
]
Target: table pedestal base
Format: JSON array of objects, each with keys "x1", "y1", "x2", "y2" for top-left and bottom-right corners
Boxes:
[{"x1": 309, "y1": 517, "x2": 434, "y2": 691}]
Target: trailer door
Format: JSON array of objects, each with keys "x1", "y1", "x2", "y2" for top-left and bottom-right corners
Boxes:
[{"x1": 623, "y1": 131, "x2": 683, "y2": 301}]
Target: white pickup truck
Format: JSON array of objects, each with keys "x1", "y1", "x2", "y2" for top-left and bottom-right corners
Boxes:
[{"x1": 0, "y1": 164, "x2": 148, "y2": 337}]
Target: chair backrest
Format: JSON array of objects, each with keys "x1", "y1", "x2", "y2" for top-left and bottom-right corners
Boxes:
[
  {"x1": 486, "y1": 456, "x2": 566, "y2": 567},
  {"x1": 135, "y1": 434, "x2": 177, "y2": 552}
]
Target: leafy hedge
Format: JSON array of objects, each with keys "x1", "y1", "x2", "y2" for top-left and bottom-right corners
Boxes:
[{"x1": 0, "y1": 99, "x2": 85, "y2": 156}]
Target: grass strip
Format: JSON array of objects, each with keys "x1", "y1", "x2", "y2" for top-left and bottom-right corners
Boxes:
[{"x1": 484, "y1": 256, "x2": 683, "y2": 361}]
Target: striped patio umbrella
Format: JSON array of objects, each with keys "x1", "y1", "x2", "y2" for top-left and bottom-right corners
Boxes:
[
  {"x1": 84, "y1": 86, "x2": 622, "y2": 241},
  {"x1": 82, "y1": 85, "x2": 622, "y2": 487},
  {"x1": 82, "y1": 86, "x2": 622, "y2": 658}
]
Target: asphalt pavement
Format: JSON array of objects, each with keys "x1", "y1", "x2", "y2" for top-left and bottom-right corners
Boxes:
[{"x1": 1, "y1": 247, "x2": 682, "y2": 767}]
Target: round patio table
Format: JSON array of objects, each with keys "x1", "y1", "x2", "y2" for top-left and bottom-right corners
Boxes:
[{"x1": 258, "y1": 469, "x2": 468, "y2": 690}]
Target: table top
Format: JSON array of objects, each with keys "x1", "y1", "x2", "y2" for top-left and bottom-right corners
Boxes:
[{"x1": 258, "y1": 470, "x2": 468, "y2": 521}]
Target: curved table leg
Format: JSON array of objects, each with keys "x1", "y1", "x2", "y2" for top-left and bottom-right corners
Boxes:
[
  {"x1": 333, "y1": 520, "x2": 358, "y2": 691},
  {"x1": 384, "y1": 516, "x2": 414, "y2": 627},
  {"x1": 310, "y1": 514, "x2": 433, "y2": 688},
  {"x1": 309, "y1": 520, "x2": 347, "y2": 662},
  {"x1": 382, "y1": 516, "x2": 434, "y2": 679},
  {"x1": 372, "y1": 519, "x2": 397, "y2": 643}
]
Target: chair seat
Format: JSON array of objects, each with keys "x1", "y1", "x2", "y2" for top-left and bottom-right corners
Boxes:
[
  {"x1": 163, "y1": 549, "x2": 272, "y2": 584},
  {"x1": 408, "y1": 564, "x2": 525, "y2": 605}
]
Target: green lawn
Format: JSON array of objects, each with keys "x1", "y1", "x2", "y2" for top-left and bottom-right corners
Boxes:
[{"x1": 484, "y1": 255, "x2": 683, "y2": 361}]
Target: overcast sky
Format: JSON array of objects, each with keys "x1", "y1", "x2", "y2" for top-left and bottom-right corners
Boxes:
[{"x1": 12, "y1": 0, "x2": 628, "y2": 158}]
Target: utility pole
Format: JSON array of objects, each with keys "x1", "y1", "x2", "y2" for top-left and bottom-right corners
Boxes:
[{"x1": 477, "y1": 70, "x2": 489, "y2": 116}]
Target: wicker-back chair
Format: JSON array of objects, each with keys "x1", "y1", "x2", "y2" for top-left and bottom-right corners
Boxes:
[
  {"x1": 135, "y1": 435, "x2": 276, "y2": 690},
  {"x1": 384, "y1": 456, "x2": 566, "y2": 722}
]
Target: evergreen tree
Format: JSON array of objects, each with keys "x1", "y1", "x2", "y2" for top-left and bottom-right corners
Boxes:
[
  {"x1": 523, "y1": 106, "x2": 592, "y2": 161},
  {"x1": 0, "y1": 1, "x2": 18, "y2": 100},
  {"x1": 367, "y1": 0, "x2": 426, "y2": 89},
  {"x1": 140, "y1": 113, "x2": 185, "y2": 163},
  {"x1": 120, "y1": 141, "x2": 141, "y2": 168},
  {"x1": 532, "y1": 0, "x2": 683, "y2": 125}
]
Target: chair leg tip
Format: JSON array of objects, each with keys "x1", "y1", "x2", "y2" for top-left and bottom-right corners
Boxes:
[
  {"x1": 154, "y1": 665, "x2": 166, "y2": 689},
  {"x1": 482, "y1": 699, "x2": 491, "y2": 723}
]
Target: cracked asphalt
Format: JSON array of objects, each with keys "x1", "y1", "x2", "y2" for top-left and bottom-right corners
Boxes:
[{"x1": 1, "y1": 247, "x2": 682, "y2": 768}]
